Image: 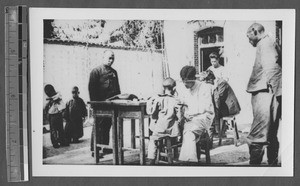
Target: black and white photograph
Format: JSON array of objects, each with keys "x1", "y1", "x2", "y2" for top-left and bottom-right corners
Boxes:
[{"x1": 30, "y1": 9, "x2": 295, "y2": 177}]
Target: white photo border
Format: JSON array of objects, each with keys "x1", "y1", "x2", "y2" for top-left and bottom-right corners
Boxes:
[{"x1": 30, "y1": 8, "x2": 295, "y2": 177}]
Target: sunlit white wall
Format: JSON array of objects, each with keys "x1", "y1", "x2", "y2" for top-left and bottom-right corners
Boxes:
[{"x1": 43, "y1": 44, "x2": 164, "y2": 105}]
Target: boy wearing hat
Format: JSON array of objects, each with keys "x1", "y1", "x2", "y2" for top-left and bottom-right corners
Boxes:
[
  {"x1": 44, "y1": 84, "x2": 67, "y2": 148},
  {"x1": 146, "y1": 77, "x2": 183, "y2": 165},
  {"x1": 64, "y1": 86, "x2": 87, "y2": 143}
]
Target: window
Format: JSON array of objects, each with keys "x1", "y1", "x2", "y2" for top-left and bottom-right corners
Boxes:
[{"x1": 196, "y1": 26, "x2": 224, "y2": 72}]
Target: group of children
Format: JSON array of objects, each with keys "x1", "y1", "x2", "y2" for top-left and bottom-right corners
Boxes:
[{"x1": 44, "y1": 85, "x2": 87, "y2": 148}]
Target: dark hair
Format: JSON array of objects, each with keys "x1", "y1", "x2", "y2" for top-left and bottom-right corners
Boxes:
[
  {"x1": 44, "y1": 84, "x2": 56, "y2": 97},
  {"x1": 209, "y1": 52, "x2": 219, "y2": 59},
  {"x1": 205, "y1": 69, "x2": 216, "y2": 82},
  {"x1": 180, "y1": 66, "x2": 196, "y2": 80}
]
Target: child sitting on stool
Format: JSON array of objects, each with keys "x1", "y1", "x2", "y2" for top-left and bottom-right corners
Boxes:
[{"x1": 146, "y1": 78, "x2": 183, "y2": 165}]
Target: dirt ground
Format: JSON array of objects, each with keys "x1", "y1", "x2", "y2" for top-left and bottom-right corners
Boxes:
[{"x1": 43, "y1": 120, "x2": 281, "y2": 166}]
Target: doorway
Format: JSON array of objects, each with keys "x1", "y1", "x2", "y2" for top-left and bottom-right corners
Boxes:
[{"x1": 200, "y1": 46, "x2": 224, "y2": 72}]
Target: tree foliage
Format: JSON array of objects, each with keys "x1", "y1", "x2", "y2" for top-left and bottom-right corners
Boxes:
[
  {"x1": 110, "y1": 20, "x2": 164, "y2": 49},
  {"x1": 44, "y1": 19, "x2": 164, "y2": 50}
]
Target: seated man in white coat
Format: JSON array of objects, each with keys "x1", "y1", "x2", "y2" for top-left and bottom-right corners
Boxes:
[{"x1": 178, "y1": 66, "x2": 215, "y2": 162}]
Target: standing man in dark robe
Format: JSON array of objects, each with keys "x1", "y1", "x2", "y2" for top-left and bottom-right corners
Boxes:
[
  {"x1": 246, "y1": 23, "x2": 282, "y2": 165},
  {"x1": 64, "y1": 86, "x2": 87, "y2": 143},
  {"x1": 88, "y1": 50, "x2": 121, "y2": 157}
]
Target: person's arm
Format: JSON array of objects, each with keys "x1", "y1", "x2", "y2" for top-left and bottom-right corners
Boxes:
[
  {"x1": 260, "y1": 39, "x2": 279, "y2": 89},
  {"x1": 193, "y1": 84, "x2": 215, "y2": 123},
  {"x1": 88, "y1": 68, "x2": 99, "y2": 101},
  {"x1": 216, "y1": 80, "x2": 229, "y2": 105},
  {"x1": 44, "y1": 99, "x2": 51, "y2": 115},
  {"x1": 114, "y1": 70, "x2": 121, "y2": 95},
  {"x1": 81, "y1": 98, "x2": 88, "y2": 118},
  {"x1": 63, "y1": 101, "x2": 70, "y2": 122}
]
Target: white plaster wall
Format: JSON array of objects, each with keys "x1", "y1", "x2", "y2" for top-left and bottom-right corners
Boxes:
[
  {"x1": 164, "y1": 21, "x2": 194, "y2": 81},
  {"x1": 43, "y1": 44, "x2": 164, "y2": 105}
]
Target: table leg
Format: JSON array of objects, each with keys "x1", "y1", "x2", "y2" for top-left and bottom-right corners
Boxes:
[
  {"x1": 118, "y1": 117, "x2": 124, "y2": 164},
  {"x1": 139, "y1": 108, "x2": 146, "y2": 165},
  {"x1": 166, "y1": 137, "x2": 173, "y2": 164},
  {"x1": 131, "y1": 119, "x2": 136, "y2": 149},
  {"x1": 218, "y1": 118, "x2": 224, "y2": 146},
  {"x1": 94, "y1": 118, "x2": 99, "y2": 163},
  {"x1": 112, "y1": 111, "x2": 119, "y2": 165}
]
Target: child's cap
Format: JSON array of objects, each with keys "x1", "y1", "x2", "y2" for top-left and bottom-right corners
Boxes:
[
  {"x1": 44, "y1": 84, "x2": 56, "y2": 97},
  {"x1": 72, "y1": 86, "x2": 79, "y2": 92},
  {"x1": 162, "y1": 77, "x2": 176, "y2": 88}
]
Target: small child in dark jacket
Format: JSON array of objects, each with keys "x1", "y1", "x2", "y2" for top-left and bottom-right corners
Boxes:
[
  {"x1": 146, "y1": 78, "x2": 183, "y2": 164},
  {"x1": 64, "y1": 86, "x2": 87, "y2": 143}
]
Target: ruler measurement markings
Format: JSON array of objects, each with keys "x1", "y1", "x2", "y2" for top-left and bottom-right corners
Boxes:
[
  {"x1": 17, "y1": 13, "x2": 24, "y2": 182},
  {"x1": 5, "y1": 6, "x2": 28, "y2": 182},
  {"x1": 18, "y1": 6, "x2": 22, "y2": 23}
]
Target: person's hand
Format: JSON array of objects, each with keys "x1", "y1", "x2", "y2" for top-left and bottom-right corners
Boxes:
[{"x1": 184, "y1": 114, "x2": 193, "y2": 121}]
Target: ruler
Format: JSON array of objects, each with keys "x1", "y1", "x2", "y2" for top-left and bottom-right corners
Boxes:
[{"x1": 5, "y1": 6, "x2": 29, "y2": 182}]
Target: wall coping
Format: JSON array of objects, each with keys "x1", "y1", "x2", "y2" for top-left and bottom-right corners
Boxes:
[{"x1": 44, "y1": 38, "x2": 163, "y2": 53}]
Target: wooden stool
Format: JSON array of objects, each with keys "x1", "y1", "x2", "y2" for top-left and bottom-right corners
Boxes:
[
  {"x1": 196, "y1": 130, "x2": 211, "y2": 164},
  {"x1": 219, "y1": 116, "x2": 239, "y2": 146},
  {"x1": 156, "y1": 135, "x2": 181, "y2": 164}
]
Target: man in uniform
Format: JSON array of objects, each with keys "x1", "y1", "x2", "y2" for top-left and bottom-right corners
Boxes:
[
  {"x1": 246, "y1": 23, "x2": 282, "y2": 165},
  {"x1": 88, "y1": 50, "x2": 120, "y2": 157}
]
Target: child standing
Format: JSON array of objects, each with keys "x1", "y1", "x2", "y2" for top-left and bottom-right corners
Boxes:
[
  {"x1": 146, "y1": 78, "x2": 182, "y2": 165},
  {"x1": 44, "y1": 84, "x2": 67, "y2": 148},
  {"x1": 64, "y1": 86, "x2": 87, "y2": 143}
]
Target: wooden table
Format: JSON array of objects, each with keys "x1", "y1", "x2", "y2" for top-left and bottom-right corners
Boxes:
[{"x1": 88, "y1": 100, "x2": 148, "y2": 165}]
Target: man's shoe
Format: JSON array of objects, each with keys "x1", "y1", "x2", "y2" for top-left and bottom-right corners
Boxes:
[
  {"x1": 149, "y1": 159, "x2": 156, "y2": 165},
  {"x1": 73, "y1": 138, "x2": 80, "y2": 143},
  {"x1": 60, "y1": 143, "x2": 70, "y2": 147},
  {"x1": 53, "y1": 144, "x2": 60, "y2": 148}
]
